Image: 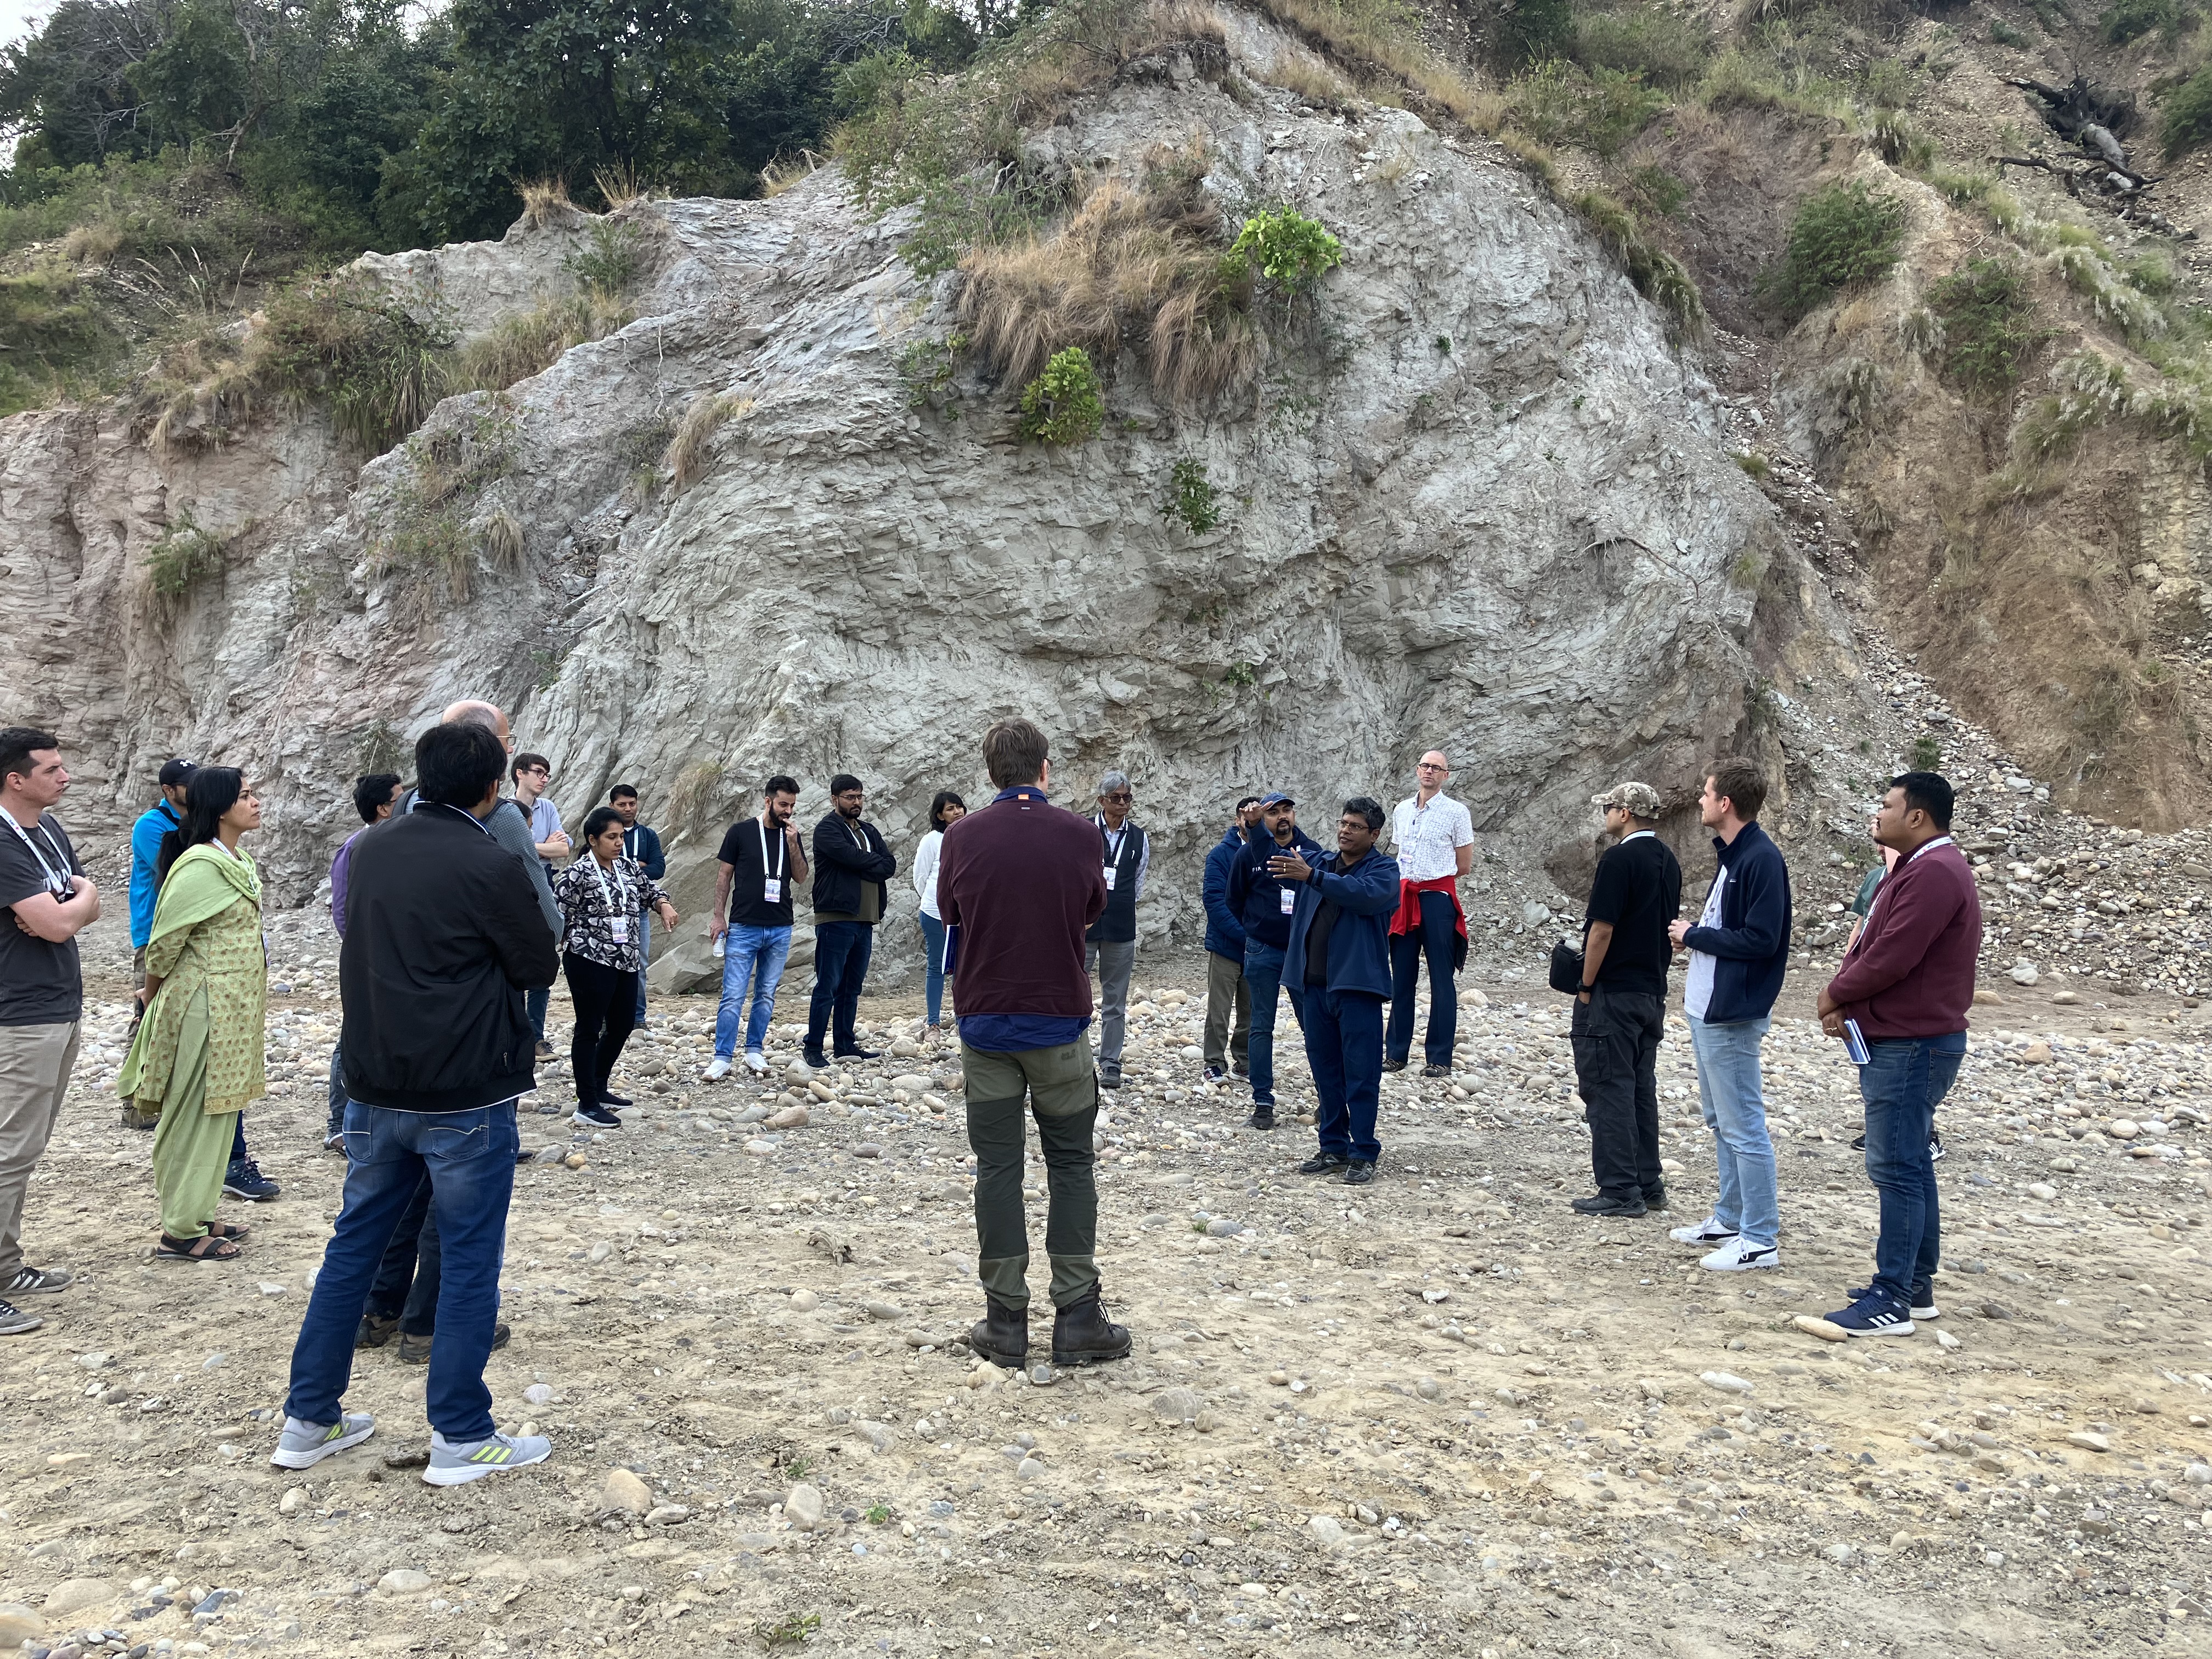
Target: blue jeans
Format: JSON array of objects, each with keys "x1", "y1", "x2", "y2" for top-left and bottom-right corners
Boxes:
[
  {"x1": 806, "y1": 921, "x2": 874, "y2": 1054},
  {"x1": 1386, "y1": 890, "x2": 1459, "y2": 1066},
  {"x1": 524, "y1": 986, "x2": 549, "y2": 1045},
  {"x1": 634, "y1": 910, "x2": 651, "y2": 1025},
  {"x1": 1686, "y1": 1012, "x2": 1778, "y2": 1249},
  {"x1": 1305, "y1": 988, "x2": 1385, "y2": 1161},
  {"x1": 714, "y1": 924, "x2": 793, "y2": 1058},
  {"x1": 919, "y1": 912, "x2": 948, "y2": 1026},
  {"x1": 1860, "y1": 1032, "x2": 1966, "y2": 1310},
  {"x1": 284, "y1": 1099, "x2": 518, "y2": 1441},
  {"x1": 1242, "y1": 941, "x2": 1307, "y2": 1107}
]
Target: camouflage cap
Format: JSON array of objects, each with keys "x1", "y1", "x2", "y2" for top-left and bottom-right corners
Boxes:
[{"x1": 1590, "y1": 781, "x2": 1663, "y2": 819}]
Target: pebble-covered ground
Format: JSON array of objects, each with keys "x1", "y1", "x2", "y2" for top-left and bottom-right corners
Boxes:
[{"x1": 4, "y1": 895, "x2": 2211, "y2": 1659}]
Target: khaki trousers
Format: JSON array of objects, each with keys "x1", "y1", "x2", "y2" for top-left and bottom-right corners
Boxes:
[
  {"x1": 961, "y1": 1039, "x2": 1099, "y2": 1310},
  {"x1": 1203, "y1": 950, "x2": 1251, "y2": 1072},
  {"x1": 0, "y1": 1022, "x2": 80, "y2": 1278}
]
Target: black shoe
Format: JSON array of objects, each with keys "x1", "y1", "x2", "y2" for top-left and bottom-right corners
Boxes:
[
  {"x1": 1297, "y1": 1152, "x2": 1350, "y2": 1176},
  {"x1": 1202, "y1": 1065, "x2": 1227, "y2": 1083},
  {"x1": 0, "y1": 1299, "x2": 41, "y2": 1335},
  {"x1": 1380, "y1": 1057, "x2": 1407, "y2": 1073},
  {"x1": 535, "y1": 1040, "x2": 555, "y2": 1061},
  {"x1": 1343, "y1": 1160, "x2": 1376, "y2": 1185},
  {"x1": 1097, "y1": 1066, "x2": 1122, "y2": 1090},
  {"x1": 1571, "y1": 1193, "x2": 1647, "y2": 1217},
  {"x1": 802, "y1": 1049, "x2": 829, "y2": 1071},
  {"x1": 222, "y1": 1159, "x2": 281, "y2": 1201},
  {"x1": 1929, "y1": 1129, "x2": 1945, "y2": 1162},
  {"x1": 1641, "y1": 1186, "x2": 1669, "y2": 1210},
  {"x1": 1420, "y1": 1063, "x2": 1451, "y2": 1079},
  {"x1": 600, "y1": 1091, "x2": 633, "y2": 1108},
  {"x1": 969, "y1": 1296, "x2": 1029, "y2": 1368},
  {"x1": 1248, "y1": 1105, "x2": 1276, "y2": 1130},
  {"x1": 572, "y1": 1104, "x2": 620, "y2": 1128},
  {"x1": 833, "y1": 1046, "x2": 882, "y2": 1062},
  {"x1": 356, "y1": 1313, "x2": 400, "y2": 1349},
  {"x1": 1050, "y1": 1284, "x2": 1132, "y2": 1367},
  {"x1": 1850, "y1": 1131, "x2": 1866, "y2": 1149},
  {"x1": 399, "y1": 1323, "x2": 508, "y2": 1364}
]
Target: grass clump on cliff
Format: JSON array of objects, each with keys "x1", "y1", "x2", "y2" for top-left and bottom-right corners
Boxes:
[
  {"x1": 2160, "y1": 65, "x2": 2212, "y2": 154},
  {"x1": 1928, "y1": 257, "x2": 2050, "y2": 393},
  {"x1": 1572, "y1": 190, "x2": 1703, "y2": 337},
  {"x1": 1762, "y1": 182, "x2": 1908, "y2": 317}
]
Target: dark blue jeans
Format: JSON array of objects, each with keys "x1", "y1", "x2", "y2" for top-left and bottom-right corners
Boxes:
[
  {"x1": 325, "y1": 1045, "x2": 346, "y2": 1140},
  {"x1": 919, "y1": 913, "x2": 947, "y2": 1026},
  {"x1": 1386, "y1": 890, "x2": 1459, "y2": 1066},
  {"x1": 284, "y1": 1100, "x2": 517, "y2": 1441},
  {"x1": 1305, "y1": 988, "x2": 1385, "y2": 1161},
  {"x1": 524, "y1": 986, "x2": 549, "y2": 1044},
  {"x1": 368, "y1": 1176, "x2": 441, "y2": 1336},
  {"x1": 1242, "y1": 941, "x2": 1307, "y2": 1107},
  {"x1": 1860, "y1": 1032, "x2": 1965, "y2": 1311},
  {"x1": 806, "y1": 921, "x2": 874, "y2": 1054}
]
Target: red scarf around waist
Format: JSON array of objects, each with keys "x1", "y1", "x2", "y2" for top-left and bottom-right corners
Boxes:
[{"x1": 1389, "y1": 874, "x2": 1467, "y2": 939}]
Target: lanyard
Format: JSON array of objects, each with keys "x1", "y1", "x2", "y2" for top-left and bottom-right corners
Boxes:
[
  {"x1": 4, "y1": 813, "x2": 71, "y2": 896},
  {"x1": 758, "y1": 817, "x2": 785, "y2": 880},
  {"x1": 588, "y1": 855, "x2": 628, "y2": 915},
  {"x1": 1099, "y1": 817, "x2": 1127, "y2": 862},
  {"x1": 1853, "y1": 837, "x2": 1954, "y2": 949}
]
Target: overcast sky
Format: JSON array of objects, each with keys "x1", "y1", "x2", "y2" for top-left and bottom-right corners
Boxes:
[{"x1": 1, "y1": 0, "x2": 49, "y2": 52}]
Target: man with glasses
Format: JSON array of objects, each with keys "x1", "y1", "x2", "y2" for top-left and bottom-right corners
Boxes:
[
  {"x1": 1385, "y1": 750, "x2": 1474, "y2": 1078},
  {"x1": 1085, "y1": 771, "x2": 1148, "y2": 1090},
  {"x1": 805, "y1": 775, "x2": 897, "y2": 1068},
  {"x1": 509, "y1": 755, "x2": 568, "y2": 1058}
]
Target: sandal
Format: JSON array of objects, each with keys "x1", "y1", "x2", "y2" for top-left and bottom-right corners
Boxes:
[
  {"x1": 206, "y1": 1221, "x2": 251, "y2": 1242},
  {"x1": 155, "y1": 1232, "x2": 241, "y2": 1262}
]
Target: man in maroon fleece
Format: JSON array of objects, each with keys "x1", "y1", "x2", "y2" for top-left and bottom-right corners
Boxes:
[
  {"x1": 936, "y1": 718, "x2": 1132, "y2": 1372},
  {"x1": 1815, "y1": 770, "x2": 1982, "y2": 1338}
]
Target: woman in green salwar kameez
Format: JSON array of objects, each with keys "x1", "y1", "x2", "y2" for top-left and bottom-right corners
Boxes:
[{"x1": 116, "y1": 769, "x2": 266, "y2": 1262}]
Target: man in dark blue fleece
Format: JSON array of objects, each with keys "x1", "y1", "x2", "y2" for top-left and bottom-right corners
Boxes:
[
  {"x1": 1224, "y1": 793, "x2": 1325, "y2": 1130},
  {"x1": 1200, "y1": 796, "x2": 1260, "y2": 1084},
  {"x1": 1278, "y1": 798, "x2": 1401, "y2": 1185}
]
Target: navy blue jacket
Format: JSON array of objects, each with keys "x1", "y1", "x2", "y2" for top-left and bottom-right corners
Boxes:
[
  {"x1": 1224, "y1": 825, "x2": 1326, "y2": 951},
  {"x1": 1282, "y1": 845, "x2": 1402, "y2": 999},
  {"x1": 620, "y1": 823, "x2": 665, "y2": 882},
  {"x1": 1202, "y1": 824, "x2": 1247, "y2": 960},
  {"x1": 1681, "y1": 820, "x2": 1792, "y2": 1023}
]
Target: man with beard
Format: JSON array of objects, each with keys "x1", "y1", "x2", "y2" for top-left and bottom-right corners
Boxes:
[
  {"x1": 705, "y1": 776, "x2": 809, "y2": 1079},
  {"x1": 805, "y1": 775, "x2": 896, "y2": 1068}
]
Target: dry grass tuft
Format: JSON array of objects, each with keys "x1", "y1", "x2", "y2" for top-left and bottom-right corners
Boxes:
[
  {"x1": 760, "y1": 150, "x2": 829, "y2": 198},
  {"x1": 482, "y1": 509, "x2": 524, "y2": 572},
  {"x1": 664, "y1": 391, "x2": 755, "y2": 490},
  {"x1": 517, "y1": 178, "x2": 579, "y2": 229},
  {"x1": 591, "y1": 161, "x2": 652, "y2": 211},
  {"x1": 958, "y1": 159, "x2": 1260, "y2": 407},
  {"x1": 1262, "y1": 47, "x2": 1357, "y2": 106},
  {"x1": 1249, "y1": 0, "x2": 1492, "y2": 126},
  {"x1": 455, "y1": 292, "x2": 631, "y2": 393},
  {"x1": 60, "y1": 222, "x2": 124, "y2": 266}
]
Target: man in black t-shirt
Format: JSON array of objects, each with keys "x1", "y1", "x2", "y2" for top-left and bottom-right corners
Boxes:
[
  {"x1": 1570, "y1": 780, "x2": 1681, "y2": 1218},
  {"x1": 704, "y1": 776, "x2": 810, "y2": 1080}
]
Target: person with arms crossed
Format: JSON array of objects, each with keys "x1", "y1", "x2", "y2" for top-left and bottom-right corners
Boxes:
[
  {"x1": 509, "y1": 753, "x2": 569, "y2": 1059},
  {"x1": 705, "y1": 777, "x2": 809, "y2": 1079},
  {"x1": 609, "y1": 785, "x2": 665, "y2": 1026},
  {"x1": 1815, "y1": 771, "x2": 1981, "y2": 1338},
  {"x1": 1280, "y1": 798, "x2": 1402, "y2": 1185},
  {"x1": 911, "y1": 791, "x2": 966, "y2": 1034},
  {"x1": 275, "y1": 719, "x2": 560, "y2": 1484},
  {"x1": 1664, "y1": 757, "x2": 1792, "y2": 1272},
  {"x1": 1223, "y1": 792, "x2": 1325, "y2": 1130},
  {"x1": 806, "y1": 775, "x2": 896, "y2": 1068},
  {"x1": 1570, "y1": 781, "x2": 1680, "y2": 1218},
  {"x1": 937, "y1": 719, "x2": 1129, "y2": 1370},
  {"x1": 1385, "y1": 751, "x2": 1473, "y2": 1077},
  {"x1": 0, "y1": 728, "x2": 99, "y2": 1330},
  {"x1": 1200, "y1": 795, "x2": 1260, "y2": 1084},
  {"x1": 1085, "y1": 770, "x2": 1148, "y2": 1091}
]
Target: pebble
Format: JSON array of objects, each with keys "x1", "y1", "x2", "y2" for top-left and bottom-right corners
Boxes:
[
  {"x1": 788, "y1": 1289, "x2": 819, "y2": 1312},
  {"x1": 600, "y1": 1469, "x2": 652, "y2": 1515},
  {"x1": 1792, "y1": 1315, "x2": 1848, "y2": 1342},
  {"x1": 2107, "y1": 1120, "x2": 2140, "y2": 1140},
  {"x1": 1306, "y1": 1515, "x2": 1347, "y2": 1548},
  {"x1": 375, "y1": 1571, "x2": 431, "y2": 1596},
  {"x1": 277, "y1": 1488, "x2": 305, "y2": 1516},
  {"x1": 254, "y1": 1282, "x2": 285, "y2": 1296},
  {"x1": 1701, "y1": 1371, "x2": 1754, "y2": 1394},
  {"x1": 1936, "y1": 1329, "x2": 1961, "y2": 1350},
  {"x1": 0, "y1": 1607, "x2": 40, "y2": 1646},
  {"x1": 785, "y1": 1483, "x2": 827, "y2": 1532},
  {"x1": 854, "y1": 1142, "x2": 882, "y2": 1158},
  {"x1": 74, "y1": 1353, "x2": 109, "y2": 1371},
  {"x1": 43, "y1": 1583, "x2": 115, "y2": 1618},
  {"x1": 1203, "y1": 1218, "x2": 1243, "y2": 1237},
  {"x1": 586, "y1": 1241, "x2": 614, "y2": 1263},
  {"x1": 765, "y1": 1105, "x2": 809, "y2": 1130},
  {"x1": 523, "y1": 1383, "x2": 554, "y2": 1406},
  {"x1": 1153, "y1": 1387, "x2": 1205, "y2": 1423},
  {"x1": 2067, "y1": 1431, "x2": 2112, "y2": 1452}
]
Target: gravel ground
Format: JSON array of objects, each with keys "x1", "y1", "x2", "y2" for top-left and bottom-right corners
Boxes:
[{"x1": 3, "y1": 895, "x2": 2210, "y2": 1659}]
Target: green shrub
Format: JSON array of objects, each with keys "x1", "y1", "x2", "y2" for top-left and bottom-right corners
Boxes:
[
  {"x1": 1910, "y1": 734, "x2": 1943, "y2": 770},
  {"x1": 1223, "y1": 207, "x2": 1344, "y2": 295},
  {"x1": 1497, "y1": 0, "x2": 1576, "y2": 68},
  {"x1": 2163, "y1": 64, "x2": 2212, "y2": 153},
  {"x1": 256, "y1": 280, "x2": 456, "y2": 453},
  {"x1": 1928, "y1": 257, "x2": 2050, "y2": 392},
  {"x1": 562, "y1": 217, "x2": 642, "y2": 300},
  {"x1": 1572, "y1": 7, "x2": 1712, "y2": 90},
  {"x1": 146, "y1": 507, "x2": 226, "y2": 599},
  {"x1": 1860, "y1": 55, "x2": 1924, "y2": 110},
  {"x1": 0, "y1": 268, "x2": 123, "y2": 415},
  {"x1": 1505, "y1": 61, "x2": 1666, "y2": 157},
  {"x1": 1163, "y1": 456, "x2": 1222, "y2": 532},
  {"x1": 1017, "y1": 346, "x2": 1104, "y2": 444},
  {"x1": 2127, "y1": 252, "x2": 2177, "y2": 294},
  {"x1": 1991, "y1": 18, "x2": 2030, "y2": 43},
  {"x1": 1763, "y1": 182, "x2": 1908, "y2": 316},
  {"x1": 1627, "y1": 164, "x2": 1689, "y2": 218},
  {"x1": 1572, "y1": 189, "x2": 1703, "y2": 337},
  {"x1": 2102, "y1": 0, "x2": 2193, "y2": 43}
]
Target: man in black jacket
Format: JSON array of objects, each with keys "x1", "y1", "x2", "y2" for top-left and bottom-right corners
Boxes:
[
  {"x1": 274, "y1": 720, "x2": 560, "y2": 1488},
  {"x1": 1223, "y1": 792, "x2": 1325, "y2": 1128},
  {"x1": 805, "y1": 773, "x2": 897, "y2": 1068}
]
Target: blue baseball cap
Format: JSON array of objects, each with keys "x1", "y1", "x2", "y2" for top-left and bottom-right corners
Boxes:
[{"x1": 1260, "y1": 791, "x2": 1295, "y2": 807}]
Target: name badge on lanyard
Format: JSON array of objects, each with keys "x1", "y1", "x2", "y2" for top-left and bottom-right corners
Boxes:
[
  {"x1": 760, "y1": 817, "x2": 784, "y2": 905},
  {"x1": 1279, "y1": 887, "x2": 1297, "y2": 915},
  {"x1": 1103, "y1": 864, "x2": 1117, "y2": 891},
  {"x1": 592, "y1": 858, "x2": 629, "y2": 942}
]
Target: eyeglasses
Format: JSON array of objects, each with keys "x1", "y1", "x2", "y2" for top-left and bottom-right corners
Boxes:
[
  {"x1": 1417, "y1": 762, "x2": 1446, "y2": 771},
  {"x1": 525, "y1": 766, "x2": 550, "y2": 778},
  {"x1": 1101, "y1": 792, "x2": 1132, "y2": 803}
]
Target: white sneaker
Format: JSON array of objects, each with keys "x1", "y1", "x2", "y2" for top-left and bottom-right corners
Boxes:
[
  {"x1": 1700, "y1": 1238, "x2": 1780, "y2": 1272},
  {"x1": 1669, "y1": 1214, "x2": 1737, "y2": 1246},
  {"x1": 743, "y1": 1051, "x2": 768, "y2": 1075},
  {"x1": 702, "y1": 1056, "x2": 733, "y2": 1081}
]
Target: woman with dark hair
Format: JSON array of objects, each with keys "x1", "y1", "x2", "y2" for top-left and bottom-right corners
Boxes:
[
  {"x1": 117, "y1": 767, "x2": 268, "y2": 1260},
  {"x1": 910, "y1": 791, "x2": 966, "y2": 1032},
  {"x1": 552, "y1": 805, "x2": 677, "y2": 1130}
]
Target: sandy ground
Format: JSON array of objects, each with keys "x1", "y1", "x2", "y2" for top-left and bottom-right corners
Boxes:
[{"x1": 4, "y1": 916, "x2": 2212, "y2": 1659}]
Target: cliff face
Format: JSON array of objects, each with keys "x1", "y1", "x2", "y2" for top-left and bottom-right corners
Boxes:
[{"x1": 0, "y1": 5, "x2": 1859, "y2": 980}]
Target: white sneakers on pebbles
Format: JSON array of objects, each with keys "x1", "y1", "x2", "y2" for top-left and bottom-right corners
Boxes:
[
  {"x1": 1699, "y1": 1238, "x2": 1781, "y2": 1272},
  {"x1": 743, "y1": 1051, "x2": 769, "y2": 1075},
  {"x1": 1668, "y1": 1215, "x2": 1737, "y2": 1248},
  {"x1": 701, "y1": 1056, "x2": 733, "y2": 1081}
]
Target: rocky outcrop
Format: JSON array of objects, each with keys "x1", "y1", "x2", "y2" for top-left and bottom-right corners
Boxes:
[{"x1": 0, "y1": 4, "x2": 1859, "y2": 981}]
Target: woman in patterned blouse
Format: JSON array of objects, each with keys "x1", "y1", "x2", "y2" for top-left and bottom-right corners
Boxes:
[
  {"x1": 552, "y1": 806, "x2": 677, "y2": 1128},
  {"x1": 117, "y1": 768, "x2": 266, "y2": 1261}
]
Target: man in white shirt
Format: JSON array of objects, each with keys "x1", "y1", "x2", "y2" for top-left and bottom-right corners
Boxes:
[{"x1": 1385, "y1": 751, "x2": 1474, "y2": 1078}]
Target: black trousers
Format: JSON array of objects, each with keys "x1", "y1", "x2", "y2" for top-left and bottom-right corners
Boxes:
[
  {"x1": 366, "y1": 1175, "x2": 441, "y2": 1335},
  {"x1": 565, "y1": 951, "x2": 639, "y2": 1110},
  {"x1": 1571, "y1": 983, "x2": 1665, "y2": 1201}
]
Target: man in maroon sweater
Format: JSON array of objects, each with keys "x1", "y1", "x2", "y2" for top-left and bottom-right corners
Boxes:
[
  {"x1": 1815, "y1": 771, "x2": 1982, "y2": 1338},
  {"x1": 937, "y1": 718, "x2": 1131, "y2": 1371}
]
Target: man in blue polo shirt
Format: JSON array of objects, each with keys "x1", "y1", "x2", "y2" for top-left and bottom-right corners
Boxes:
[{"x1": 121, "y1": 758, "x2": 193, "y2": 1128}]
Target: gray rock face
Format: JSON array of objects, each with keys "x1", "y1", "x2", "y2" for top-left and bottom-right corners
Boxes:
[{"x1": 0, "y1": 9, "x2": 1829, "y2": 984}]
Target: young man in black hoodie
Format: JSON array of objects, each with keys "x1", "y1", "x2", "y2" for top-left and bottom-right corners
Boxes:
[
  {"x1": 1224, "y1": 792, "x2": 1324, "y2": 1129},
  {"x1": 805, "y1": 774, "x2": 897, "y2": 1067},
  {"x1": 275, "y1": 719, "x2": 559, "y2": 1486}
]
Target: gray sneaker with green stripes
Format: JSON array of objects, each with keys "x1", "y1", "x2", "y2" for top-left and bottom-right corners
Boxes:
[
  {"x1": 269, "y1": 1412, "x2": 376, "y2": 1469},
  {"x1": 423, "y1": 1430, "x2": 552, "y2": 1486}
]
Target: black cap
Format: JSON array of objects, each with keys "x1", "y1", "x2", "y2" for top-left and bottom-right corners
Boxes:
[{"x1": 157, "y1": 758, "x2": 198, "y2": 788}]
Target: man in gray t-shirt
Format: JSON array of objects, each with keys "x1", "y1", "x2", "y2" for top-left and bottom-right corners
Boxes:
[{"x1": 0, "y1": 727, "x2": 103, "y2": 1332}]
